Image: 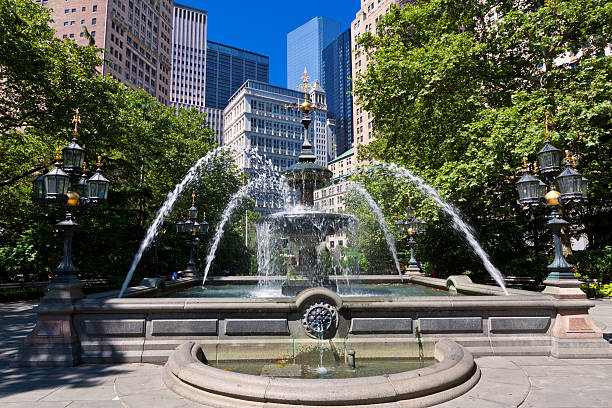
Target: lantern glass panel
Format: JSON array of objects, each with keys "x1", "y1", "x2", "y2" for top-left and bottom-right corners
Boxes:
[
  {"x1": 176, "y1": 221, "x2": 185, "y2": 234},
  {"x1": 539, "y1": 181, "x2": 547, "y2": 199},
  {"x1": 199, "y1": 220, "x2": 209, "y2": 234},
  {"x1": 184, "y1": 220, "x2": 195, "y2": 234},
  {"x1": 62, "y1": 140, "x2": 85, "y2": 172},
  {"x1": 74, "y1": 177, "x2": 88, "y2": 198},
  {"x1": 187, "y1": 206, "x2": 198, "y2": 220},
  {"x1": 33, "y1": 174, "x2": 45, "y2": 202},
  {"x1": 44, "y1": 170, "x2": 69, "y2": 198},
  {"x1": 581, "y1": 178, "x2": 588, "y2": 197},
  {"x1": 537, "y1": 146, "x2": 562, "y2": 173}
]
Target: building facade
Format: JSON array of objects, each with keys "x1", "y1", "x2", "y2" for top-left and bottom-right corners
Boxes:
[
  {"x1": 40, "y1": 0, "x2": 173, "y2": 105},
  {"x1": 286, "y1": 17, "x2": 341, "y2": 89},
  {"x1": 170, "y1": 3, "x2": 207, "y2": 111},
  {"x1": 205, "y1": 41, "x2": 269, "y2": 110},
  {"x1": 322, "y1": 28, "x2": 354, "y2": 157},
  {"x1": 351, "y1": 0, "x2": 410, "y2": 163},
  {"x1": 223, "y1": 80, "x2": 333, "y2": 210},
  {"x1": 202, "y1": 107, "x2": 223, "y2": 145},
  {"x1": 314, "y1": 147, "x2": 355, "y2": 250}
]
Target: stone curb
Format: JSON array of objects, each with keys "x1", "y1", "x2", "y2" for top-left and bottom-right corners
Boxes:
[{"x1": 163, "y1": 339, "x2": 479, "y2": 407}]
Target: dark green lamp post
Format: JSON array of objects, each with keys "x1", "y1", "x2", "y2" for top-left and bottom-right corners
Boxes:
[
  {"x1": 176, "y1": 191, "x2": 208, "y2": 276},
  {"x1": 516, "y1": 115, "x2": 588, "y2": 298},
  {"x1": 396, "y1": 199, "x2": 426, "y2": 274}
]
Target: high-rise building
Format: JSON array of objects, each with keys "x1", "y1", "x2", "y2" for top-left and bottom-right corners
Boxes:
[
  {"x1": 170, "y1": 3, "x2": 207, "y2": 111},
  {"x1": 322, "y1": 28, "x2": 354, "y2": 157},
  {"x1": 351, "y1": 0, "x2": 410, "y2": 163},
  {"x1": 223, "y1": 80, "x2": 333, "y2": 211},
  {"x1": 38, "y1": 0, "x2": 173, "y2": 105},
  {"x1": 286, "y1": 17, "x2": 341, "y2": 89},
  {"x1": 205, "y1": 41, "x2": 269, "y2": 110}
]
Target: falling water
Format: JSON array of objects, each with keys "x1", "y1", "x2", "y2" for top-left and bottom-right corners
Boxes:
[
  {"x1": 200, "y1": 183, "x2": 252, "y2": 284},
  {"x1": 347, "y1": 182, "x2": 402, "y2": 277},
  {"x1": 118, "y1": 147, "x2": 228, "y2": 297},
  {"x1": 202, "y1": 151, "x2": 288, "y2": 285},
  {"x1": 377, "y1": 162, "x2": 509, "y2": 295}
]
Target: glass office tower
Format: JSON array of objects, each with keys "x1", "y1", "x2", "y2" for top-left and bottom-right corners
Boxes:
[
  {"x1": 322, "y1": 28, "x2": 353, "y2": 157},
  {"x1": 286, "y1": 17, "x2": 341, "y2": 89},
  {"x1": 205, "y1": 41, "x2": 269, "y2": 110}
]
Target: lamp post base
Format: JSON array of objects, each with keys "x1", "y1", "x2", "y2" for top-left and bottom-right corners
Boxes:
[
  {"x1": 13, "y1": 273, "x2": 84, "y2": 367},
  {"x1": 542, "y1": 279, "x2": 586, "y2": 300},
  {"x1": 403, "y1": 266, "x2": 424, "y2": 276}
]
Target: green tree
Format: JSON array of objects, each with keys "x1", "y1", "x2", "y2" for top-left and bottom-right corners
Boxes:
[
  {"x1": 352, "y1": 0, "x2": 611, "y2": 280},
  {"x1": 0, "y1": 0, "x2": 249, "y2": 287}
]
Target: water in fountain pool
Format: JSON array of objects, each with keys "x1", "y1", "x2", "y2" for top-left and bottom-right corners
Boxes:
[{"x1": 160, "y1": 282, "x2": 458, "y2": 298}]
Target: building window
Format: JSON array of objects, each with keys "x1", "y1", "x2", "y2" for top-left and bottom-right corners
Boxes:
[
  {"x1": 93, "y1": 5, "x2": 98, "y2": 11},
  {"x1": 92, "y1": 18, "x2": 96, "y2": 24},
  {"x1": 81, "y1": 6, "x2": 85, "y2": 11},
  {"x1": 64, "y1": 21, "x2": 68, "y2": 26}
]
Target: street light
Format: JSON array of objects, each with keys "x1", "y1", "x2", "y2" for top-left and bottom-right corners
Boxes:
[
  {"x1": 515, "y1": 114, "x2": 587, "y2": 298},
  {"x1": 396, "y1": 198, "x2": 426, "y2": 274},
  {"x1": 31, "y1": 109, "x2": 111, "y2": 302},
  {"x1": 176, "y1": 191, "x2": 208, "y2": 277}
]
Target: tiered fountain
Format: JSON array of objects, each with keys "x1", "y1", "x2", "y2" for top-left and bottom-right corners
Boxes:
[{"x1": 257, "y1": 95, "x2": 357, "y2": 296}]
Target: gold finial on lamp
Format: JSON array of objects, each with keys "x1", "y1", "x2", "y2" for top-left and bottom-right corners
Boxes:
[
  {"x1": 533, "y1": 162, "x2": 539, "y2": 174},
  {"x1": 96, "y1": 156, "x2": 102, "y2": 168},
  {"x1": 72, "y1": 108, "x2": 81, "y2": 136},
  {"x1": 192, "y1": 190, "x2": 196, "y2": 205},
  {"x1": 544, "y1": 111, "x2": 550, "y2": 140},
  {"x1": 522, "y1": 157, "x2": 528, "y2": 169},
  {"x1": 55, "y1": 148, "x2": 61, "y2": 162}
]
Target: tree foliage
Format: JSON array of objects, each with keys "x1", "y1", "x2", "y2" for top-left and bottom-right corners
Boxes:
[
  {"x1": 352, "y1": 0, "x2": 611, "y2": 280},
  {"x1": 0, "y1": 0, "x2": 250, "y2": 286}
]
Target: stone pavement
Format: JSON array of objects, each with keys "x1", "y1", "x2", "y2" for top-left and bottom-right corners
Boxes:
[{"x1": 0, "y1": 299, "x2": 610, "y2": 408}]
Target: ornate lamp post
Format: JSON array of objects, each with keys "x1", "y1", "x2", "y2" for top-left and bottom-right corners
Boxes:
[
  {"x1": 19, "y1": 109, "x2": 110, "y2": 367},
  {"x1": 516, "y1": 115, "x2": 588, "y2": 298},
  {"x1": 396, "y1": 198, "x2": 426, "y2": 275},
  {"x1": 176, "y1": 191, "x2": 208, "y2": 277},
  {"x1": 32, "y1": 109, "x2": 110, "y2": 301}
]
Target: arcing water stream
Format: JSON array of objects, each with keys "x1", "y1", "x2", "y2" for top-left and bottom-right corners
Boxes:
[
  {"x1": 376, "y1": 162, "x2": 509, "y2": 295},
  {"x1": 347, "y1": 182, "x2": 402, "y2": 276},
  {"x1": 118, "y1": 147, "x2": 228, "y2": 297}
]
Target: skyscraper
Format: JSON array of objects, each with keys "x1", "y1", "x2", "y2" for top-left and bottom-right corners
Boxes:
[
  {"x1": 286, "y1": 17, "x2": 341, "y2": 89},
  {"x1": 205, "y1": 41, "x2": 269, "y2": 110},
  {"x1": 351, "y1": 0, "x2": 410, "y2": 163},
  {"x1": 170, "y1": 3, "x2": 207, "y2": 111},
  {"x1": 322, "y1": 28, "x2": 354, "y2": 157},
  {"x1": 38, "y1": 0, "x2": 173, "y2": 105}
]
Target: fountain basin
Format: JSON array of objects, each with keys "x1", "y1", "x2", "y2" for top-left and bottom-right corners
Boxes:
[
  {"x1": 258, "y1": 210, "x2": 358, "y2": 238},
  {"x1": 163, "y1": 339, "x2": 479, "y2": 407}
]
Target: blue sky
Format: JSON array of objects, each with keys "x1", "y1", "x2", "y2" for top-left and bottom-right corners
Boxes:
[{"x1": 186, "y1": 0, "x2": 358, "y2": 88}]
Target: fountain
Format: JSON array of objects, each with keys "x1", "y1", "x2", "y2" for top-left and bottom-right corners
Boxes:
[
  {"x1": 256, "y1": 127, "x2": 358, "y2": 295},
  {"x1": 16, "y1": 70, "x2": 611, "y2": 408}
]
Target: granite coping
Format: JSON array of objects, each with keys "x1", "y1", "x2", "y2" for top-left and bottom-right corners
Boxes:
[{"x1": 163, "y1": 339, "x2": 479, "y2": 406}]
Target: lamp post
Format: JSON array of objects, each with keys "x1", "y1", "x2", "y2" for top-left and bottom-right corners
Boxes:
[
  {"x1": 396, "y1": 199, "x2": 426, "y2": 275},
  {"x1": 176, "y1": 191, "x2": 208, "y2": 278},
  {"x1": 18, "y1": 109, "x2": 110, "y2": 367},
  {"x1": 515, "y1": 115, "x2": 588, "y2": 298},
  {"x1": 32, "y1": 109, "x2": 110, "y2": 301}
]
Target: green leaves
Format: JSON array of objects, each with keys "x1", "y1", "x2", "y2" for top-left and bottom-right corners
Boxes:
[{"x1": 352, "y1": 0, "x2": 612, "y2": 278}]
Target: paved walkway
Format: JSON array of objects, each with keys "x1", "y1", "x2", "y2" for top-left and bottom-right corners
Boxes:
[{"x1": 0, "y1": 299, "x2": 610, "y2": 408}]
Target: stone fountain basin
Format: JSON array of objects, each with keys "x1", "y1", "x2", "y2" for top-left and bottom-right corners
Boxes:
[
  {"x1": 259, "y1": 211, "x2": 358, "y2": 238},
  {"x1": 163, "y1": 339, "x2": 480, "y2": 407}
]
